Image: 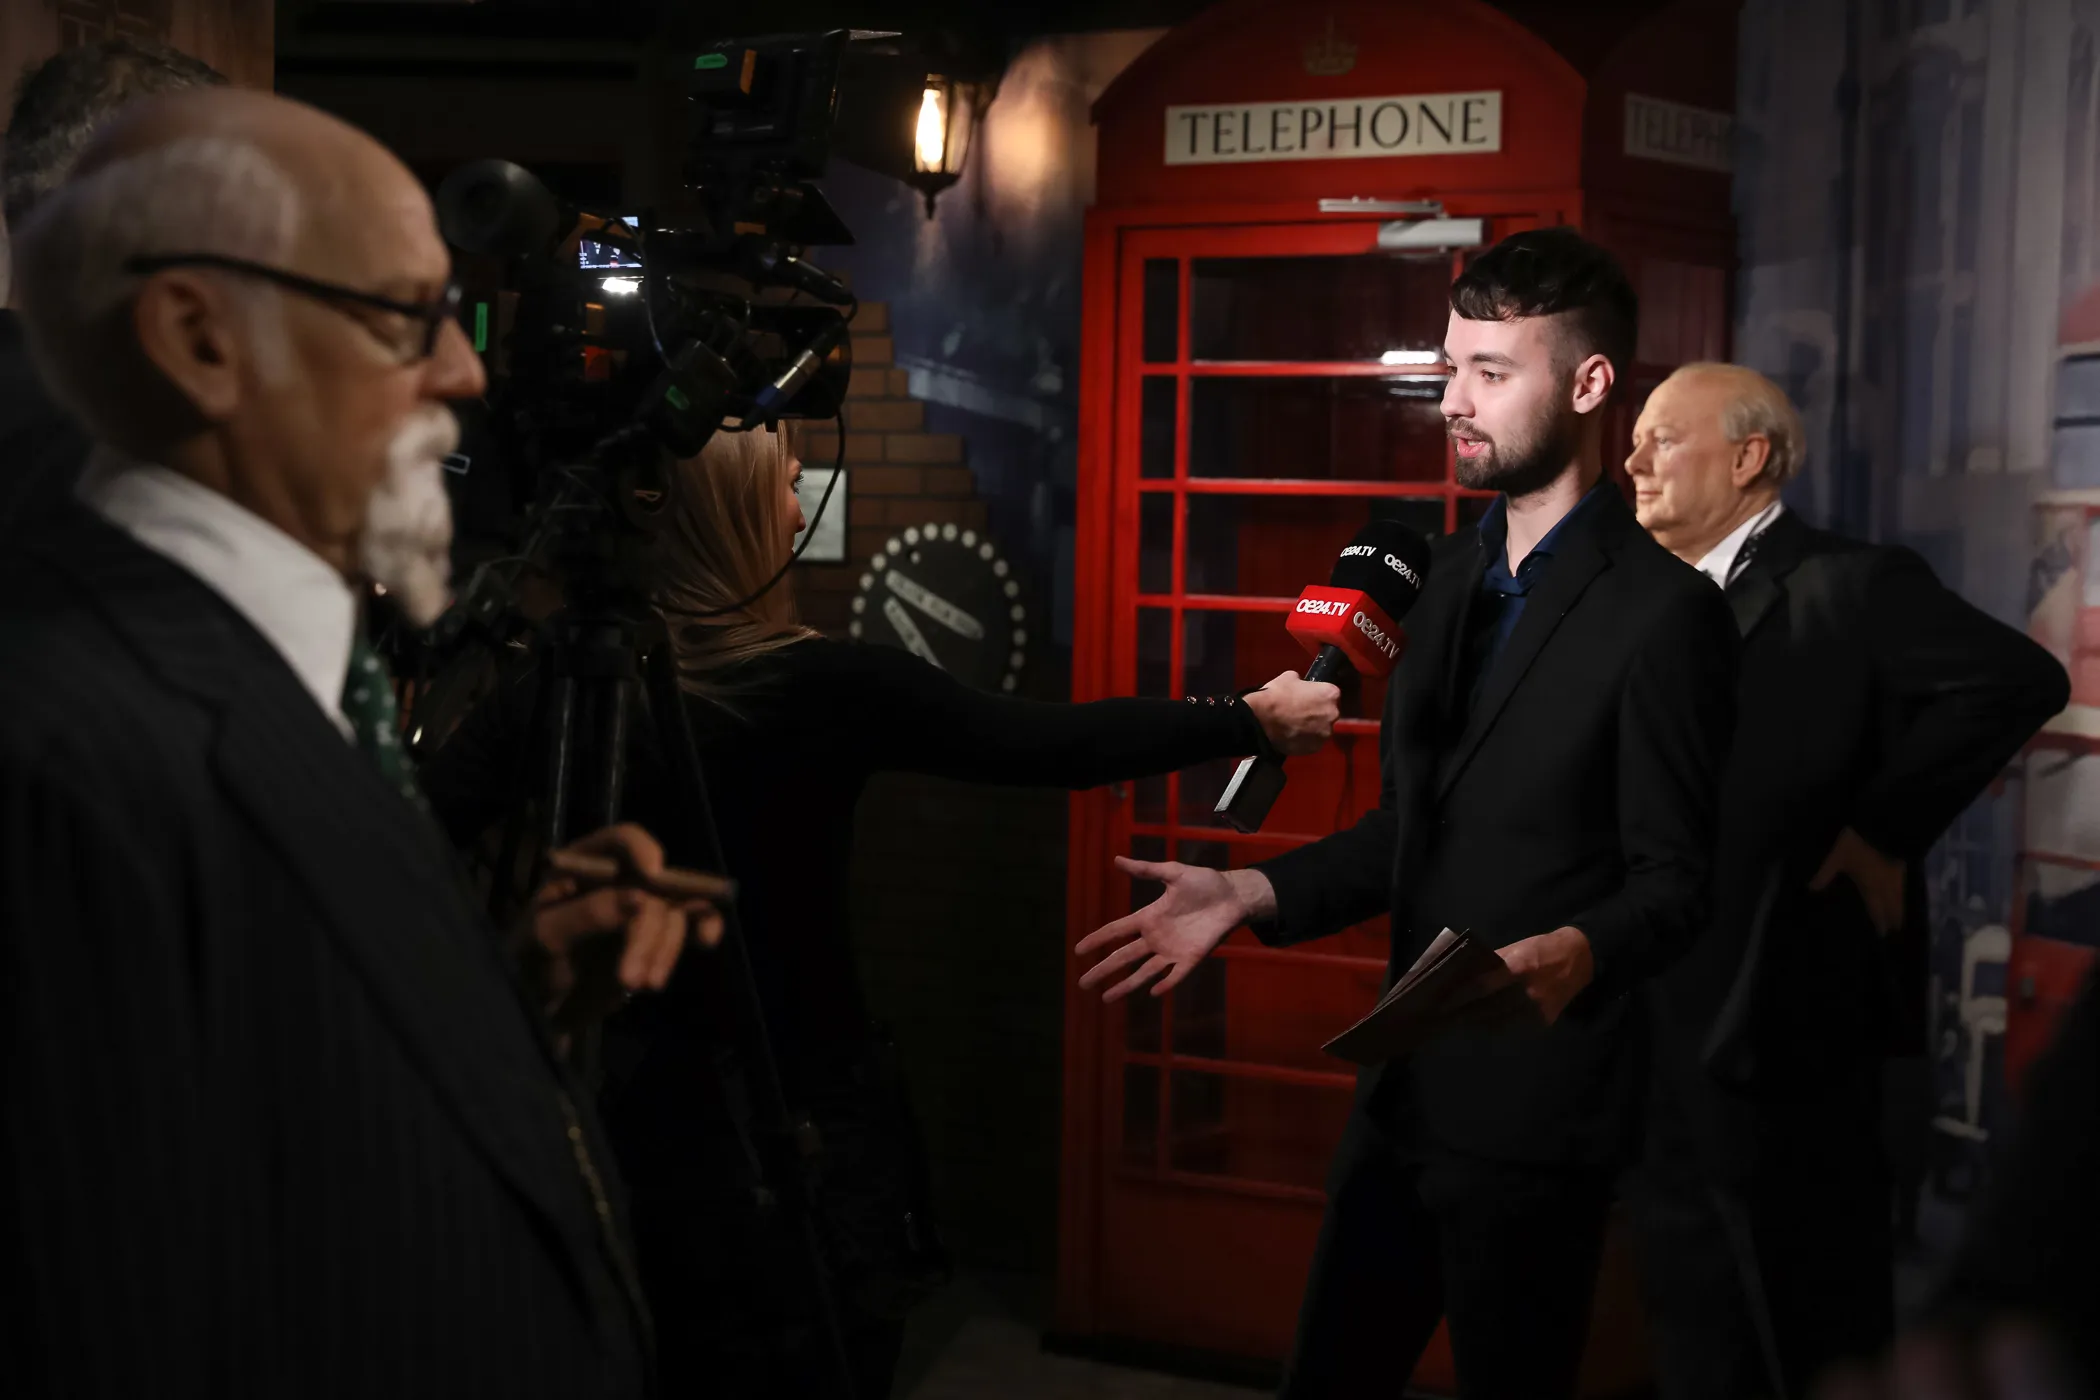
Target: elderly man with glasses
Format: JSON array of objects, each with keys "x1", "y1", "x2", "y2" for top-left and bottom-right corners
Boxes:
[{"x1": 0, "y1": 87, "x2": 712, "y2": 1398}]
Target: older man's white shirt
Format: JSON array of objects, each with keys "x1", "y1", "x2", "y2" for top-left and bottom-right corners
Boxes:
[
  {"x1": 78, "y1": 446, "x2": 359, "y2": 739},
  {"x1": 1693, "y1": 498, "x2": 1787, "y2": 590}
]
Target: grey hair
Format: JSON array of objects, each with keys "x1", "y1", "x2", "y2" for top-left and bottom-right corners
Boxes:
[
  {"x1": 1674, "y1": 361, "x2": 1806, "y2": 485},
  {"x1": 3, "y1": 39, "x2": 228, "y2": 232},
  {"x1": 12, "y1": 135, "x2": 300, "y2": 449}
]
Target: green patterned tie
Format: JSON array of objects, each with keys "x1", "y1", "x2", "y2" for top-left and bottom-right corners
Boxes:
[{"x1": 341, "y1": 633, "x2": 424, "y2": 807}]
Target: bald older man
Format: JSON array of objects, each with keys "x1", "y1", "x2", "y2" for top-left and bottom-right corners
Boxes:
[
  {"x1": 0, "y1": 90, "x2": 708, "y2": 1397},
  {"x1": 1624, "y1": 364, "x2": 2069, "y2": 1400}
]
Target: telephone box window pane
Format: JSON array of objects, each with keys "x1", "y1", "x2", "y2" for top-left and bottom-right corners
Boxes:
[
  {"x1": 1168, "y1": 1070, "x2": 1352, "y2": 1191},
  {"x1": 1181, "y1": 608, "x2": 1240, "y2": 698},
  {"x1": 1189, "y1": 254, "x2": 1451, "y2": 363},
  {"x1": 1186, "y1": 494, "x2": 1439, "y2": 600},
  {"x1": 1170, "y1": 958, "x2": 1229, "y2": 1060},
  {"x1": 1189, "y1": 376, "x2": 1448, "y2": 482},
  {"x1": 1142, "y1": 377, "x2": 1176, "y2": 482},
  {"x1": 1377, "y1": 496, "x2": 1451, "y2": 540},
  {"x1": 1122, "y1": 1065, "x2": 1161, "y2": 1169},
  {"x1": 1143, "y1": 258, "x2": 1180, "y2": 364},
  {"x1": 1141, "y1": 376, "x2": 1177, "y2": 479},
  {"x1": 1139, "y1": 491, "x2": 1175, "y2": 594},
  {"x1": 1122, "y1": 836, "x2": 1169, "y2": 1039},
  {"x1": 1169, "y1": 954, "x2": 1389, "y2": 1074},
  {"x1": 1134, "y1": 618, "x2": 1172, "y2": 824}
]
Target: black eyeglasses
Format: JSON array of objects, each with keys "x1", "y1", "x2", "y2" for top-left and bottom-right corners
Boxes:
[{"x1": 123, "y1": 252, "x2": 464, "y2": 361}]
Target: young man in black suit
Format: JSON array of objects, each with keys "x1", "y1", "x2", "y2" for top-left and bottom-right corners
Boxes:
[
  {"x1": 0, "y1": 89, "x2": 717, "y2": 1397},
  {"x1": 1624, "y1": 363, "x2": 2071, "y2": 1400},
  {"x1": 1076, "y1": 229, "x2": 1740, "y2": 1399},
  {"x1": 0, "y1": 39, "x2": 226, "y2": 537}
]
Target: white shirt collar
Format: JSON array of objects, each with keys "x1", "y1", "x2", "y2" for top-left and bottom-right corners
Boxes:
[
  {"x1": 1693, "y1": 498, "x2": 1787, "y2": 589},
  {"x1": 79, "y1": 448, "x2": 359, "y2": 738}
]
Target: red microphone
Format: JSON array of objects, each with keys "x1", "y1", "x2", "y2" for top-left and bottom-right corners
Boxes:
[
  {"x1": 1215, "y1": 520, "x2": 1430, "y2": 832},
  {"x1": 1282, "y1": 585, "x2": 1409, "y2": 683}
]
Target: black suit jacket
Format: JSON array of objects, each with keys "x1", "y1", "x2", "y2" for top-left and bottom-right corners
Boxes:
[
  {"x1": 0, "y1": 513, "x2": 651, "y2": 1398},
  {"x1": 1655, "y1": 512, "x2": 2069, "y2": 1123},
  {"x1": 1256, "y1": 484, "x2": 1739, "y2": 1167},
  {"x1": 0, "y1": 308, "x2": 90, "y2": 537}
]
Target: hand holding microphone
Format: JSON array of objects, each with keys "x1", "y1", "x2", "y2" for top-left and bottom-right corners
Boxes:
[
  {"x1": 1216, "y1": 518, "x2": 1432, "y2": 832},
  {"x1": 1245, "y1": 670, "x2": 1342, "y2": 755}
]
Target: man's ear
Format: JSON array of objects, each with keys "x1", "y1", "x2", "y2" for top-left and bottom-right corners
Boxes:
[
  {"x1": 1731, "y1": 433, "x2": 1773, "y2": 488},
  {"x1": 131, "y1": 271, "x2": 247, "y2": 422},
  {"x1": 1570, "y1": 351, "x2": 1615, "y2": 415}
]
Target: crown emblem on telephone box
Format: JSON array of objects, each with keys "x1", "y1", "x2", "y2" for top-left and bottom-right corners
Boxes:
[{"x1": 1304, "y1": 18, "x2": 1358, "y2": 77}]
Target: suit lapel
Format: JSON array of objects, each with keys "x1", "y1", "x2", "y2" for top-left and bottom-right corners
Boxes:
[
  {"x1": 1431, "y1": 542, "x2": 1488, "y2": 730},
  {"x1": 1435, "y1": 493, "x2": 1624, "y2": 799},
  {"x1": 1724, "y1": 511, "x2": 1811, "y2": 641},
  {"x1": 53, "y1": 517, "x2": 597, "y2": 1263}
]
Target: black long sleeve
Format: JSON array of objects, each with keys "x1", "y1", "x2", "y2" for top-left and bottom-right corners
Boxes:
[
  {"x1": 1570, "y1": 580, "x2": 1738, "y2": 993},
  {"x1": 1248, "y1": 694, "x2": 1401, "y2": 949},
  {"x1": 1848, "y1": 547, "x2": 2070, "y2": 859},
  {"x1": 781, "y1": 637, "x2": 1266, "y2": 788}
]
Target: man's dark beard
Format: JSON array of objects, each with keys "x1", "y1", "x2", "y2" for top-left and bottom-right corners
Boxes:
[{"x1": 1451, "y1": 399, "x2": 1583, "y2": 496}]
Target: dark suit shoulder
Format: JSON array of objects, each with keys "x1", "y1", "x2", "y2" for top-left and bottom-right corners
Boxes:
[
  {"x1": 1604, "y1": 511, "x2": 1739, "y2": 631},
  {"x1": 0, "y1": 567, "x2": 211, "y2": 794}
]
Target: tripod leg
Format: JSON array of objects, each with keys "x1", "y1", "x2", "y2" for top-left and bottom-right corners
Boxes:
[{"x1": 544, "y1": 674, "x2": 580, "y2": 850}]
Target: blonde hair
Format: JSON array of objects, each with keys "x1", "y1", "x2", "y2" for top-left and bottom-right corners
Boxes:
[
  {"x1": 1671, "y1": 362, "x2": 1807, "y2": 485},
  {"x1": 653, "y1": 424, "x2": 815, "y2": 700}
]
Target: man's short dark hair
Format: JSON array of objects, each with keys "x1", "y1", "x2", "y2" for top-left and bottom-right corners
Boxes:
[
  {"x1": 3, "y1": 39, "x2": 227, "y2": 230},
  {"x1": 1449, "y1": 227, "x2": 1638, "y2": 385}
]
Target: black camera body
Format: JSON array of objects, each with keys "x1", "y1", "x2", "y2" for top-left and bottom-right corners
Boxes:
[{"x1": 433, "y1": 32, "x2": 860, "y2": 580}]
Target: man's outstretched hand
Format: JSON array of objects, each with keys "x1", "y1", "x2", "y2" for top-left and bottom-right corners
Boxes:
[
  {"x1": 525, "y1": 823, "x2": 724, "y2": 1034},
  {"x1": 1075, "y1": 858, "x2": 1275, "y2": 1002}
]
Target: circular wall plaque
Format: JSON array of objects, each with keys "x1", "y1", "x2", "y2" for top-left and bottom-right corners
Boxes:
[{"x1": 850, "y1": 522, "x2": 1027, "y2": 693}]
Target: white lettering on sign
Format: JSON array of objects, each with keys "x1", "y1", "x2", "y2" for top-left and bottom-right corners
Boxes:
[
  {"x1": 1353, "y1": 610, "x2": 1400, "y2": 660},
  {"x1": 1623, "y1": 94, "x2": 1733, "y2": 174},
  {"x1": 885, "y1": 568, "x2": 985, "y2": 640},
  {"x1": 1165, "y1": 91, "x2": 1501, "y2": 166},
  {"x1": 1296, "y1": 597, "x2": 1351, "y2": 617},
  {"x1": 1383, "y1": 553, "x2": 1422, "y2": 588}
]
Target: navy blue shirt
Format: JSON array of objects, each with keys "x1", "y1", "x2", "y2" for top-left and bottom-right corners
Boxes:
[{"x1": 1459, "y1": 478, "x2": 1614, "y2": 719}]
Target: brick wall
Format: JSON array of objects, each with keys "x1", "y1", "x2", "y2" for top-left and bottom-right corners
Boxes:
[
  {"x1": 792, "y1": 303, "x2": 1069, "y2": 1278},
  {"x1": 792, "y1": 302, "x2": 988, "y2": 638}
]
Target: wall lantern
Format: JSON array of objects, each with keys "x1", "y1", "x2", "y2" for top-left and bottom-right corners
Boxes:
[{"x1": 908, "y1": 74, "x2": 990, "y2": 218}]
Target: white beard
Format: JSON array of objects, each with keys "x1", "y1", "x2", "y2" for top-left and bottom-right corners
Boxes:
[{"x1": 358, "y1": 407, "x2": 458, "y2": 628}]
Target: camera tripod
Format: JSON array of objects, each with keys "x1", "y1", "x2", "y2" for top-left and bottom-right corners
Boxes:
[{"x1": 409, "y1": 474, "x2": 862, "y2": 1400}]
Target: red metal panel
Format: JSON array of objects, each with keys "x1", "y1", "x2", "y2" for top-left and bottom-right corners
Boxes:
[
  {"x1": 2004, "y1": 936, "x2": 2099, "y2": 1095},
  {"x1": 1091, "y1": 0, "x2": 1585, "y2": 210}
]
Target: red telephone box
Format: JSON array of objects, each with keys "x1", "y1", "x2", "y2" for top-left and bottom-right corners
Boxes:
[{"x1": 1058, "y1": 0, "x2": 1736, "y2": 1387}]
